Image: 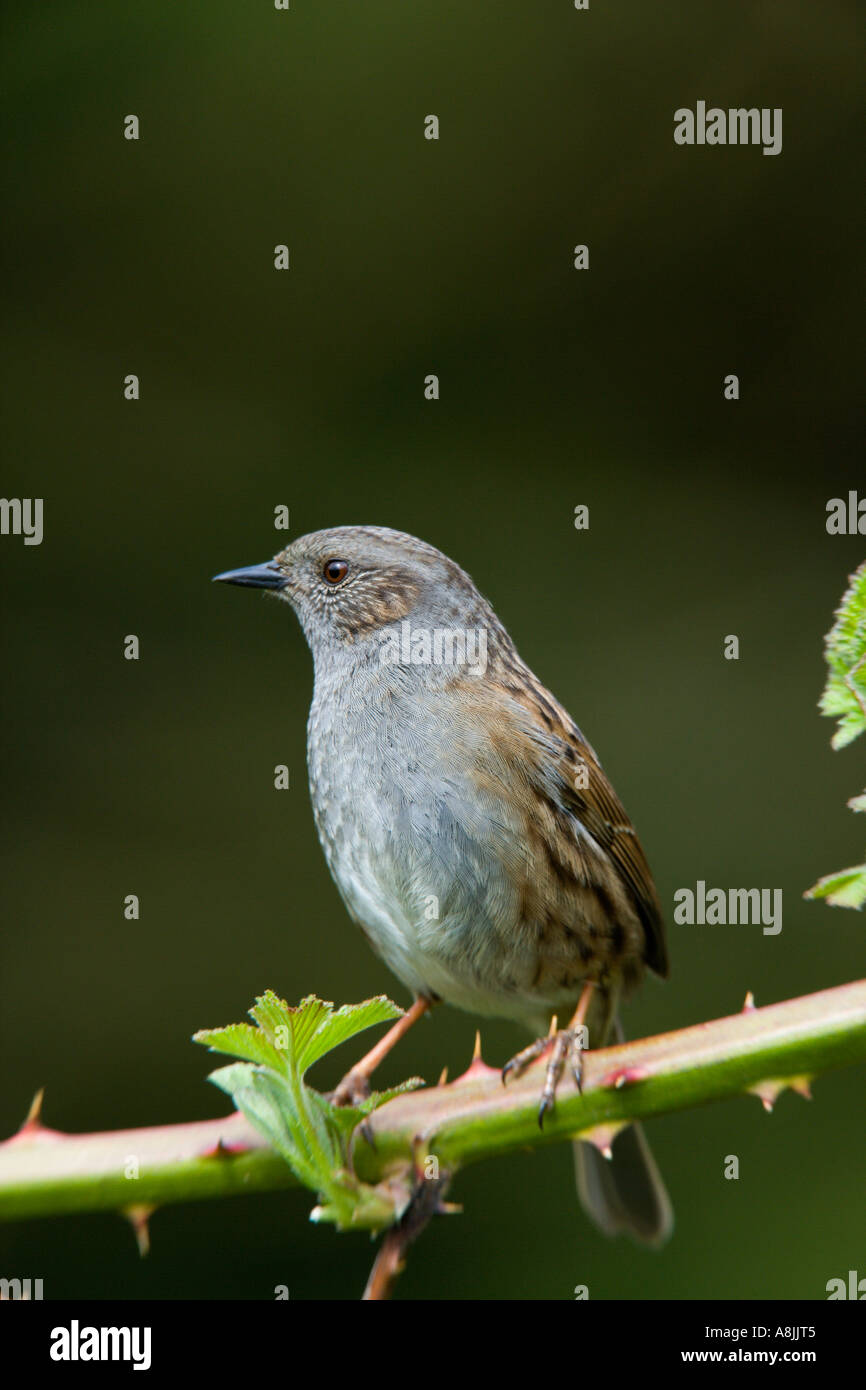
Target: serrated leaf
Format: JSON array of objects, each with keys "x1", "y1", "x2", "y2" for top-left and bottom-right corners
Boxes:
[
  {"x1": 309, "y1": 1076, "x2": 425, "y2": 1136},
  {"x1": 195, "y1": 993, "x2": 414, "y2": 1233},
  {"x1": 830, "y1": 714, "x2": 866, "y2": 752},
  {"x1": 209, "y1": 1063, "x2": 338, "y2": 1186},
  {"x1": 249, "y1": 992, "x2": 330, "y2": 1066},
  {"x1": 193, "y1": 1022, "x2": 287, "y2": 1074},
  {"x1": 804, "y1": 865, "x2": 866, "y2": 910},
  {"x1": 238, "y1": 992, "x2": 404, "y2": 1077},
  {"x1": 298, "y1": 996, "x2": 404, "y2": 1073},
  {"x1": 207, "y1": 1063, "x2": 316, "y2": 1184},
  {"x1": 819, "y1": 561, "x2": 866, "y2": 748}
]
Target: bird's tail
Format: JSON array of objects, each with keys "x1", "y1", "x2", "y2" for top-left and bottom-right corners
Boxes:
[
  {"x1": 573, "y1": 1123, "x2": 672, "y2": 1247},
  {"x1": 573, "y1": 1015, "x2": 673, "y2": 1246}
]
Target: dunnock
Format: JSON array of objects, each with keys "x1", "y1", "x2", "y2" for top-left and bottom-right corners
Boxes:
[{"x1": 215, "y1": 526, "x2": 672, "y2": 1245}]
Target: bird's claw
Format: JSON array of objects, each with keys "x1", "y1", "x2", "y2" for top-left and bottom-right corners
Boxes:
[{"x1": 502, "y1": 1027, "x2": 586, "y2": 1128}]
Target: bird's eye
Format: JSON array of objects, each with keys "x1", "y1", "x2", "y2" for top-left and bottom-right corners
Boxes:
[{"x1": 323, "y1": 558, "x2": 349, "y2": 585}]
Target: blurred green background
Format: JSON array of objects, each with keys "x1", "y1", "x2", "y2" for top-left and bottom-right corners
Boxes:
[{"x1": 1, "y1": 1, "x2": 863, "y2": 1299}]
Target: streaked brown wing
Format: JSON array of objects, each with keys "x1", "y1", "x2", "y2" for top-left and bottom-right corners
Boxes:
[
  {"x1": 559, "y1": 735, "x2": 668, "y2": 978},
  {"x1": 501, "y1": 663, "x2": 669, "y2": 980}
]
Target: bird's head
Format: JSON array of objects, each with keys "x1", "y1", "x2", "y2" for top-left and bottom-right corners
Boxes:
[{"x1": 214, "y1": 525, "x2": 498, "y2": 672}]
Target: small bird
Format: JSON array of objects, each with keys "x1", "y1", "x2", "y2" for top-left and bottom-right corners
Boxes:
[{"x1": 214, "y1": 526, "x2": 672, "y2": 1244}]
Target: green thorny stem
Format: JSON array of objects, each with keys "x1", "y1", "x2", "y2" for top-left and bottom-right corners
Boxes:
[{"x1": 1, "y1": 982, "x2": 863, "y2": 1266}]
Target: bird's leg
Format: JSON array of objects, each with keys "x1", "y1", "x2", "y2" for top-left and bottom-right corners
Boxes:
[
  {"x1": 537, "y1": 981, "x2": 595, "y2": 1122},
  {"x1": 502, "y1": 980, "x2": 596, "y2": 1127},
  {"x1": 500, "y1": 1013, "x2": 560, "y2": 1082},
  {"x1": 332, "y1": 996, "x2": 431, "y2": 1106}
]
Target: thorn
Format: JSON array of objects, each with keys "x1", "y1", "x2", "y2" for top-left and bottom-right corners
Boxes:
[
  {"x1": 24, "y1": 1088, "x2": 45, "y2": 1129},
  {"x1": 437, "y1": 1065, "x2": 448, "y2": 1086},
  {"x1": 790, "y1": 1076, "x2": 813, "y2": 1101},
  {"x1": 575, "y1": 1120, "x2": 627, "y2": 1156},
  {"x1": 455, "y1": 1055, "x2": 499, "y2": 1083},
  {"x1": 453, "y1": 1033, "x2": 499, "y2": 1084},
  {"x1": 548, "y1": 1015, "x2": 559, "y2": 1036},
  {"x1": 122, "y1": 1204, "x2": 155, "y2": 1257},
  {"x1": 5, "y1": 1089, "x2": 64, "y2": 1148},
  {"x1": 13, "y1": 1088, "x2": 56, "y2": 1140},
  {"x1": 435, "y1": 1199, "x2": 462, "y2": 1216},
  {"x1": 603, "y1": 1065, "x2": 650, "y2": 1090},
  {"x1": 748, "y1": 1079, "x2": 786, "y2": 1112},
  {"x1": 742, "y1": 991, "x2": 756, "y2": 1012},
  {"x1": 199, "y1": 1136, "x2": 250, "y2": 1159}
]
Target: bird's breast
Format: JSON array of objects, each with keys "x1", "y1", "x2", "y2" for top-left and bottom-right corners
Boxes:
[{"x1": 304, "y1": 682, "x2": 645, "y2": 1026}]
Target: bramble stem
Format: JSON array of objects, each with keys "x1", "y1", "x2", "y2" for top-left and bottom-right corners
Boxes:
[{"x1": 0, "y1": 981, "x2": 864, "y2": 1225}]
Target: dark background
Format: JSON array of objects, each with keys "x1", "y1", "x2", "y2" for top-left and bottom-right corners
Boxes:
[{"x1": 1, "y1": 1, "x2": 863, "y2": 1299}]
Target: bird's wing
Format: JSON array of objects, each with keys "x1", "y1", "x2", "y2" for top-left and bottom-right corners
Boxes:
[{"x1": 446, "y1": 661, "x2": 669, "y2": 980}]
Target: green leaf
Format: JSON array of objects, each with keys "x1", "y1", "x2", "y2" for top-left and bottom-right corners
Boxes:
[
  {"x1": 249, "y1": 992, "x2": 330, "y2": 1068},
  {"x1": 194, "y1": 992, "x2": 416, "y2": 1233},
  {"x1": 235, "y1": 990, "x2": 403, "y2": 1077},
  {"x1": 819, "y1": 561, "x2": 866, "y2": 749},
  {"x1": 297, "y1": 996, "x2": 404, "y2": 1073},
  {"x1": 804, "y1": 865, "x2": 866, "y2": 910},
  {"x1": 309, "y1": 1077, "x2": 424, "y2": 1137},
  {"x1": 208, "y1": 1063, "x2": 324, "y2": 1189},
  {"x1": 192, "y1": 1022, "x2": 287, "y2": 1074},
  {"x1": 809, "y1": 567, "x2": 866, "y2": 909}
]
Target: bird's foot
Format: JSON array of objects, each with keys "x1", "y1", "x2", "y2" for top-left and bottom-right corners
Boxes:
[{"x1": 502, "y1": 1027, "x2": 585, "y2": 1128}]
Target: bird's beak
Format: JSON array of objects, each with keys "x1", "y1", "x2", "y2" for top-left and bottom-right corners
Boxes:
[{"x1": 212, "y1": 561, "x2": 289, "y2": 589}]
